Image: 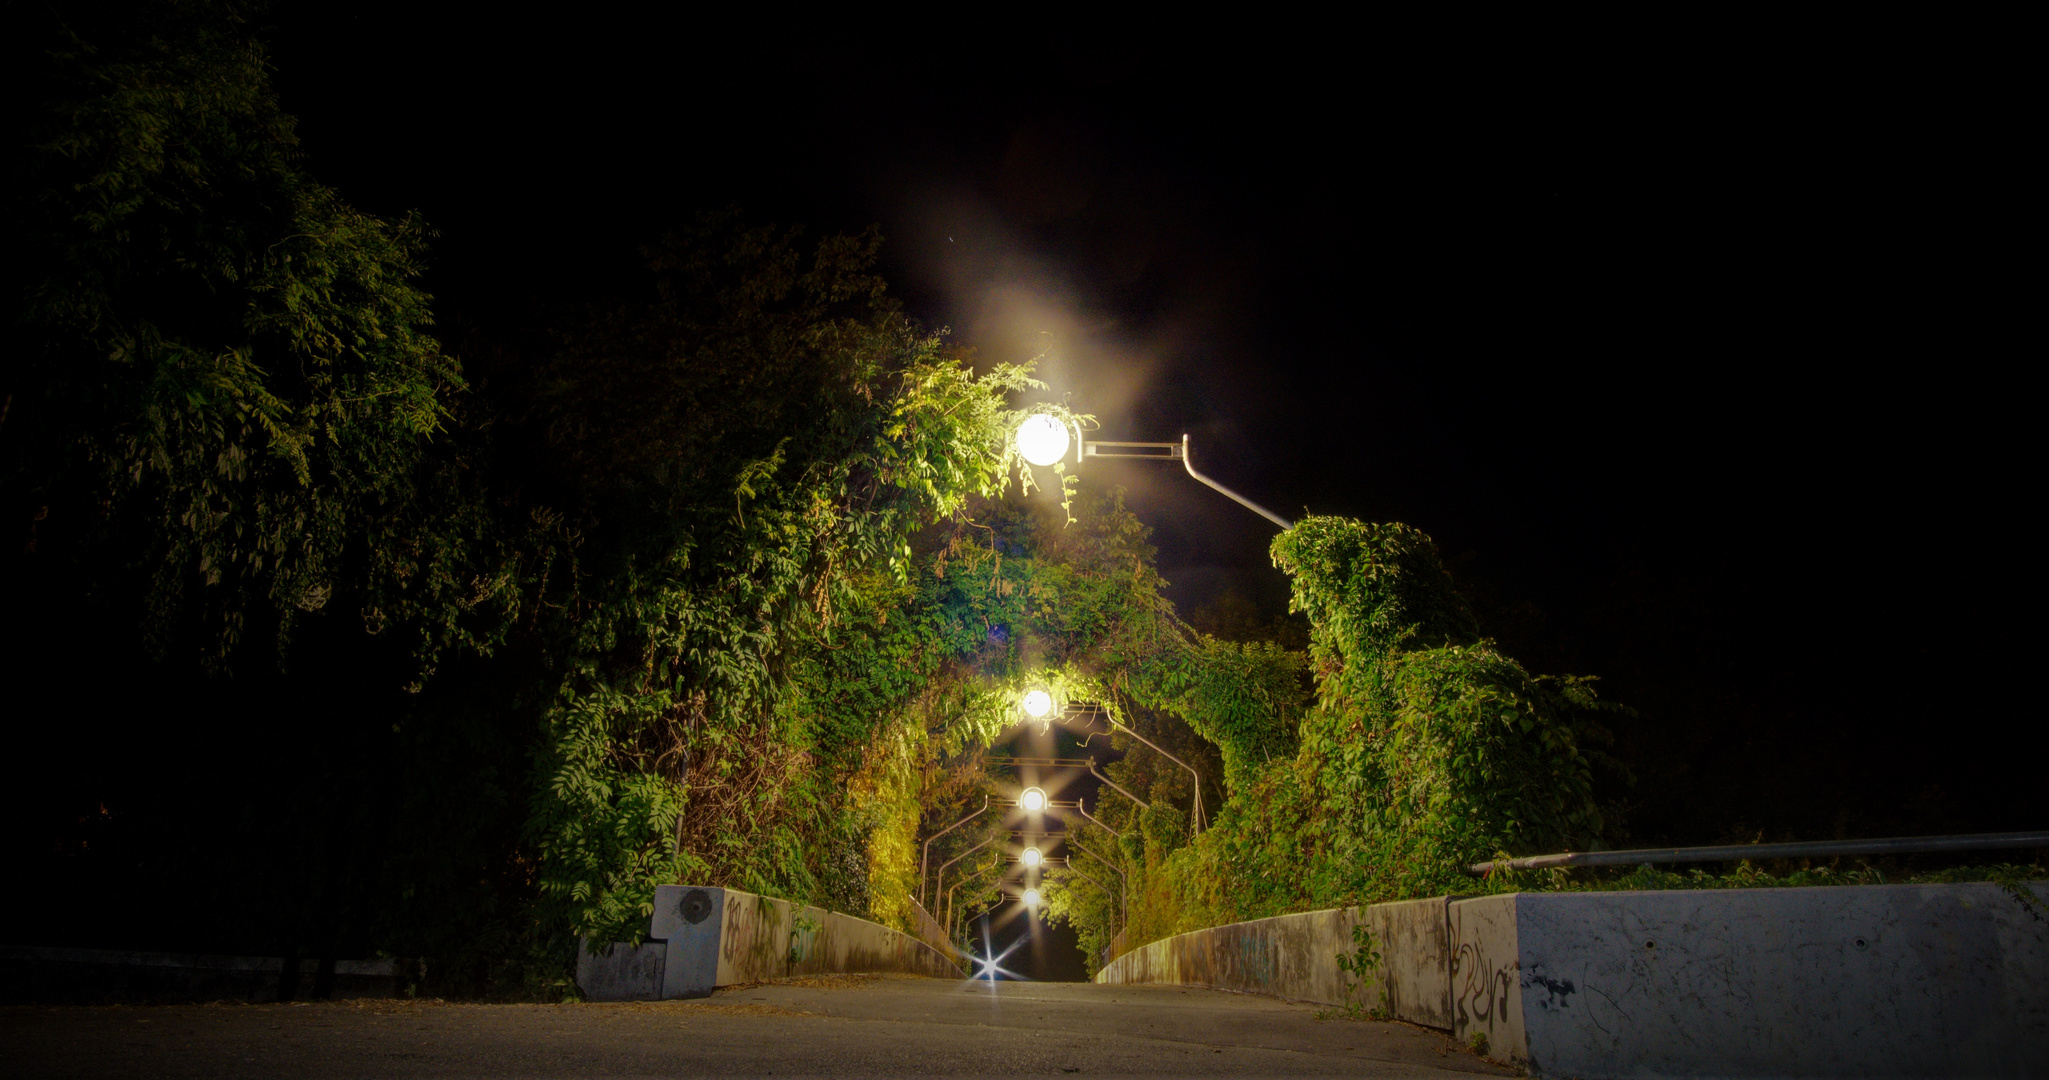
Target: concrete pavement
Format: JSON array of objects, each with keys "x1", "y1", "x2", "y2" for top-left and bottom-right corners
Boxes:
[{"x1": 2, "y1": 973, "x2": 1511, "y2": 1077}]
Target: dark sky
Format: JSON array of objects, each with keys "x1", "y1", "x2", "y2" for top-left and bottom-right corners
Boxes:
[{"x1": 263, "y1": 12, "x2": 2038, "y2": 855}]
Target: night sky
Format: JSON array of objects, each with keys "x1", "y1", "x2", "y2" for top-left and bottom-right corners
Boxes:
[{"x1": 260, "y1": 12, "x2": 2036, "y2": 968}]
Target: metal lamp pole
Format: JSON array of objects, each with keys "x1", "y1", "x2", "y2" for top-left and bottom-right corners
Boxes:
[
  {"x1": 1070, "y1": 705, "x2": 1206, "y2": 834},
  {"x1": 920, "y1": 796, "x2": 989, "y2": 907},
  {"x1": 1071, "y1": 795, "x2": 1122, "y2": 838},
  {"x1": 936, "y1": 833, "x2": 998, "y2": 930},
  {"x1": 1087, "y1": 762, "x2": 1149, "y2": 814},
  {"x1": 1069, "y1": 839, "x2": 1128, "y2": 928},
  {"x1": 1020, "y1": 414, "x2": 1292, "y2": 531},
  {"x1": 1060, "y1": 857, "x2": 1121, "y2": 934}
]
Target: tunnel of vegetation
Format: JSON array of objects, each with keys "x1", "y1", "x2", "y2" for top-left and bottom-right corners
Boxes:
[{"x1": 5, "y1": 3, "x2": 1629, "y2": 995}]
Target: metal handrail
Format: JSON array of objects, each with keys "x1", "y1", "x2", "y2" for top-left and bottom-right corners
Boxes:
[{"x1": 1467, "y1": 830, "x2": 2049, "y2": 875}]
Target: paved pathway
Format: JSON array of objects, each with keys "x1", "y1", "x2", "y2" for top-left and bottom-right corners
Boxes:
[{"x1": 3, "y1": 975, "x2": 1512, "y2": 1077}]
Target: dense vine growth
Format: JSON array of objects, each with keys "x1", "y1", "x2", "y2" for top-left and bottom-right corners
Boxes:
[{"x1": 6, "y1": 3, "x2": 1634, "y2": 996}]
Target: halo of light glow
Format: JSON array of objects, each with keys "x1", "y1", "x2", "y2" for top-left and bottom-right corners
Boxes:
[
  {"x1": 1019, "y1": 787, "x2": 1047, "y2": 813},
  {"x1": 1015, "y1": 414, "x2": 1071, "y2": 467},
  {"x1": 1023, "y1": 888, "x2": 1043, "y2": 907},
  {"x1": 1021, "y1": 689, "x2": 1053, "y2": 718},
  {"x1": 1021, "y1": 846, "x2": 1043, "y2": 867}
]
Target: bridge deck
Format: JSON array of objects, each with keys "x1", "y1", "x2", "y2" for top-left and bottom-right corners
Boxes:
[{"x1": 4, "y1": 974, "x2": 1509, "y2": 1077}]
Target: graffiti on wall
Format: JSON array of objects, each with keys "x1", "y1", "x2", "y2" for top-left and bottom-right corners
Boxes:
[{"x1": 1451, "y1": 935, "x2": 1516, "y2": 1039}]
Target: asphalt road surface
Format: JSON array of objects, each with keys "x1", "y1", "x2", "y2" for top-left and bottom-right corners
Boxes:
[{"x1": 3, "y1": 974, "x2": 1511, "y2": 1078}]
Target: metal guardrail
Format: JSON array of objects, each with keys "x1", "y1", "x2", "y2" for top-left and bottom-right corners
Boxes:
[{"x1": 1467, "y1": 830, "x2": 2049, "y2": 876}]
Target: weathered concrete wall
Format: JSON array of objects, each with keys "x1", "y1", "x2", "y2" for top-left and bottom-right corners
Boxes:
[
  {"x1": 572, "y1": 941, "x2": 665, "y2": 1003},
  {"x1": 1093, "y1": 899, "x2": 1451, "y2": 1027},
  {"x1": 1370, "y1": 896, "x2": 1454, "y2": 1029},
  {"x1": 1095, "y1": 907, "x2": 1364, "y2": 1006},
  {"x1": 1095, "y1": 882, "x2": 2049, "y2": 1077},
  {"x1": 903, "y1": 895, "x2": 968, "y2": 967},
  {"x1": 1448, "y1": 893, "x2": 1525, "y2": 1063},
  {"x1": 577, "y1": 885, "x2": 962, "y2": 1001},
  {"x1": 0, "y1": 945, "x2": 398, "y2": 1004},
  {"x1": 1507, "y1": 882, "x2": 2049, "y2": 1078}
]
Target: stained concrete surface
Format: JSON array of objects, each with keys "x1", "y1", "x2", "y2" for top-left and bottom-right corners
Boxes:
[{"x1": 1, "y1": 973, "x2": 1510, "y2": 1078}]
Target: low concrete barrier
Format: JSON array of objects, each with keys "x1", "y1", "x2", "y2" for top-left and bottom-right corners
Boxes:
[
  {"x1": 1097, "y1": 881, "x2": 2049, "y2": 1077},
  {"x1": 904, "y1": 894, "x2": 970, "y2": 967},
  {"x1": 577, "y1": 885, "x2": 963, "y2": 1001},
  {"x1": 0, "y1": 945, "x2": 398, "y2": 1003}
]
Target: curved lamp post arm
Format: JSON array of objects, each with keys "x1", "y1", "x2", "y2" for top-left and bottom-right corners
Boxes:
[
  {"x1": 1059, "y1": 857, "x2": 1121, "y2": 933},
  {"x1": 1087, "y1": 763, "x2": 1149, "y2": 813},
  {"x1": 1071, "y1": 795, "x2": 1123, "y2": 838},
  {"x1": 1181, "y1": 435, "x2": 1292, "y2": 529},
  {"x1": 956, "y1": 883, "x2": 1002, "y2": 943},
  {"x1": 937, "y1": 833, "x2": 998, "y2": 929},
  {"x1": 1075, "y1": 434, "x2": 1290, "y2": 529},
  {"x1": 1072, "y1": 708, "x2": 1205, "y2": 834},
  {"x1": 920, "y1": 796, "x2": 989, "y2": 906},
  {"x1": 1069, "y1": 839, "x2": 1128, "y2": 928}
]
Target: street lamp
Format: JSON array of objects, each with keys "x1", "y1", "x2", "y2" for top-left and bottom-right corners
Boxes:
[
  {"x1": 1012, "y1": 421, "x2": 1292, "y2": 530},
  {"x1": 1021, "y1": 846, "x2": 1043, "y2": 868},
  {"x1": 1014, "y1": 414, "x2": 1073, "y2": 468},
  {"x1": 1018, "y1": 786, "x2": 1047, "y2": 813},
  {"x1": 1020, "y1": 689, "x2": 1054, "y2": 719},
  {"x1": 1019, "y1": 691, "x2": 1206, "y2": 835},
  {"x1": 1022, "y1": 888, "x2": 1043, "y2": 908}
]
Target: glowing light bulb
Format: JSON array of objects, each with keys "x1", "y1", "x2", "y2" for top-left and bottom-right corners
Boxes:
[
  {"x1": 1015, "y1": 414, "x2": 1071, "y2": 468},
  {"x1": 1019, "y1": 787, "x2": 1047, "y2": 813},
  {"x1": 1021, "y1": 689, "x2": 1053, "y2": 718},
  {"x1": 1022, "y1": 846, "x2": 1043, "y2": 868},
  {"x1": 1023, "y1": 888, "x2": 1043, "y2": 907}
]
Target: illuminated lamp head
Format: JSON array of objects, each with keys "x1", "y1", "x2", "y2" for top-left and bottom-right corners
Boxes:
[
  {"x1": 1021, "y1": 689, "x2": 1054, "y2": 719},
  {"x1": 1015, "y1": 414, "x2": 1071, "y2": 468},
  {"x1": 1019, "y1": 787, "x2": 1047, "y2": 813},
  {"x1": 1022, "y1": 888, "x2": 1043, "y2": 907},
  {"x1": 1021, "y1": 846, "x2": 1043, "y2": 868}
]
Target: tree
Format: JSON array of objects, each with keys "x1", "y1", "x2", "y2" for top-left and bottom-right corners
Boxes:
[{"x1": 6, "y1": 1, "x2": 461, "y2": 663}]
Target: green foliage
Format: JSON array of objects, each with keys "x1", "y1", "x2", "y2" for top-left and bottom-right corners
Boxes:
[
  {"x1": 1325, "y1": 922, "x2": 1384, "y2": 1020},
  {"x1": 1047, "y1": 515, "x2": 1624, "y2": 959},
  {"x1": 3, "y1": 3, "x2": 1631, "y2": 993},
  {"x1": 512, "y1": 217, "x2": 1050, "y2": 946},
  {"x1": 1140, "y1": 802, "x2": 1188, "y2": 856},
  {"x1": 1276, "y1": 519, "x2": 1480, "y2": 662},
  {"x1": 1476, "y1": 859, "x2": 2049, "y2": 900},
  {"x1": 9, "y1": 3, "x2": 463, "y2": 662}
]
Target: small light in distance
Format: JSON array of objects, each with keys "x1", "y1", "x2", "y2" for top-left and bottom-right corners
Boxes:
[
  {"x1": 1021, "y1": 846, "x2": 1043, "y2": 867},
  {"x1": 1019, "y1": 787, "x2": 1047, "y2": 813},
  {"x1": 1021, "y1": 689, "x2": 1053, "y2": 719},
  {"x1": 1015, "y1": 414, "x2": 1071, "y2": 468},
  {"x1": 1023, "y1": 888, "x2": 1043, "y2": 907}
]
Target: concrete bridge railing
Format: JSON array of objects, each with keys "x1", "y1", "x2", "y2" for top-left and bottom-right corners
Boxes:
[
  {"x1": 1096, "y1": 881, "x2": 2049, "y2": 1078},
  {"x1": 578, "y1": 885, "x2": 963, "y2": 1001}
]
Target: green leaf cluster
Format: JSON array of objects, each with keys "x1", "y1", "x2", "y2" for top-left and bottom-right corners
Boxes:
[
  {"x1": 1043, "y1": 517, "x2": 1624, "y2": 971},
  {"x1": 10, "y1": 1, "x2": 463, "y2": 663}
]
